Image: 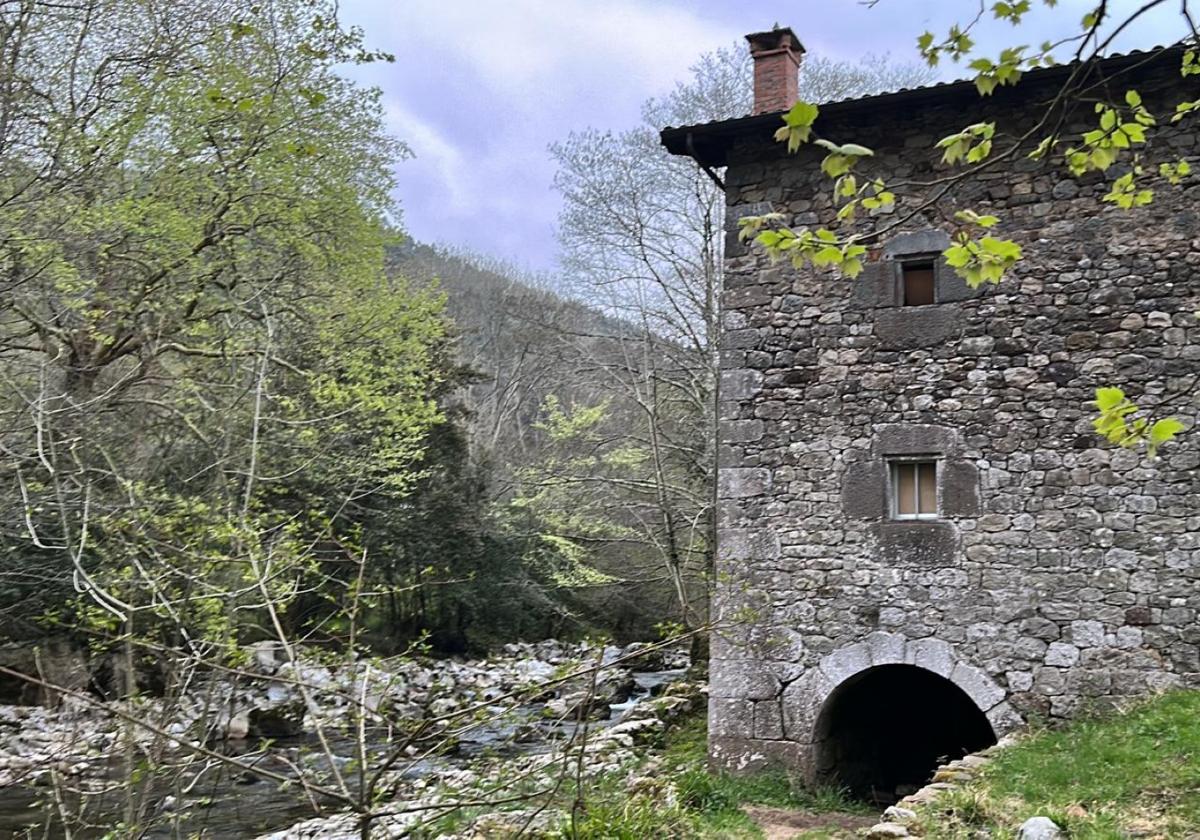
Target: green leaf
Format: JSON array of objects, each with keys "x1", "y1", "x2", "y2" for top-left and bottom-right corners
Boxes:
[
  {"x1": 776, "y1": 101, "x2": 820, "y2": 152},
  {"x1": 1094, "y1": 387, "x2": 1127, "y2": 411},
  {"x1": 1150, "y1": 417, "x2": 1185, "y2": 445}
]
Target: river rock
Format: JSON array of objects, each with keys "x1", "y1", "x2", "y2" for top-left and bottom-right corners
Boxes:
[
  {"x1": 617, "y1": 642, "x2": 666, "y2": 671},
  {"x1": 882, "y1": 805, "x2": 917, "y2": 824},
  {"x1": 544, "y1": 690, "x2": 610, "y2": 720},
  {"x1": 467, "y1": 808, "x2": 561, "y2": 838},
  {"x1": 248, "y1": 641, "x2": 284, "y2": 675},
  {"x1": 219, "y1": 709, "x2": 251, "y2": 740},
  {"x1": 249, "y1": 700, "x2": 306, "y2": 738},
  {"x1": 0, "y1": 639, "x2": 89, "y2": 705}
]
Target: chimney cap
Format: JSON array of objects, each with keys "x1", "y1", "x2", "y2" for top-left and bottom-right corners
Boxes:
[{"x1": 745, "y1": 26, "x2": 805, "y2": 56}]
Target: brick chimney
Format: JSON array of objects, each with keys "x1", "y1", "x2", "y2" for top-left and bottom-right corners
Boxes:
[{"x1": 746, "y1": 27, "x2": 805, "y2": 114}]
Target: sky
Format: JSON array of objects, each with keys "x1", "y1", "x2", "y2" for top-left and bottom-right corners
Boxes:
[{"x1": 338, "y1": 1, "x2": 1183, "y2": 273}]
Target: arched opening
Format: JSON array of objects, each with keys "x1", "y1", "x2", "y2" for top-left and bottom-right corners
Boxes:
[{"x1": 812, "y1": 664, "x2": 996, "y2": 804}]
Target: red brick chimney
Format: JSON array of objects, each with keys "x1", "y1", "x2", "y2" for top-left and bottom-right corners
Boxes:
[{"x1": 746, "y1": 27, "x2": 805, "y2": 114}]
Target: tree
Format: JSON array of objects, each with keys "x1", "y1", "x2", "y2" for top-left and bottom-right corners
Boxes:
[
  {"x1": 0, "y1": 1, "x2": 478, "y2": 833},
  {"x1": 0, "y1": 0, "x2": 451, "y2": 672},
  {"x1": 548, "y1": 48, "x2": 937, "y2": 644},
  {"x1": 737, "y1": 4, "x2": 1198, "y2": 453}
]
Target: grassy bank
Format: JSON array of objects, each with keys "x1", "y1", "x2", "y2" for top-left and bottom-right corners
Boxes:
[
  {"x1": 918, "y1": 690, "x2": 1200, "y2": 838},
  {"x1": 568, "y1": 714, "x2": 872, "y2": 839}
]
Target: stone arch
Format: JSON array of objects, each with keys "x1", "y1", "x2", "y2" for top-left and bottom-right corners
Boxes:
[
  {"x1": 783, "y1": 633, "x2": 1022, "y2": 788},
  {"x1": 811, "y1": 664, "x2": 996, "y2": 801}
]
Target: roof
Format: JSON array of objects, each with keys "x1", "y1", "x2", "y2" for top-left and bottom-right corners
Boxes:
[{"x1": 660, "y1": 45, "x2": 1185, "y2": 168}]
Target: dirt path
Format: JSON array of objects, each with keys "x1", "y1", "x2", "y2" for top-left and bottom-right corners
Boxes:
[{"x1": 742, "y1": 805, "x2": 878, "y2": 839}]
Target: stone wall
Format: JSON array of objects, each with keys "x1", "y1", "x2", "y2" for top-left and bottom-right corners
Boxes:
[{"x1": 709, "y1": 58, "x2": 1200, "y2": 777}]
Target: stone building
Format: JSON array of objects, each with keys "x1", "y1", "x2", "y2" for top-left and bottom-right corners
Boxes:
[{"x1": 661, "y1": 28, "x2": 1200, "y2": 799}]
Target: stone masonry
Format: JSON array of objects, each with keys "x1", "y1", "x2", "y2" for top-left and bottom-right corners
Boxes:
[{"x1": 663, "y1": 41, "x2": 1200, "y2": 781}]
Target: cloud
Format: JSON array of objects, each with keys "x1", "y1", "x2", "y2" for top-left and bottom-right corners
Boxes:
[
  {"x1": 340, "y1": 0, "x2": 1186, "y2": 270},
  {"x1": 340, "y1": 0, "x2": 733, "y2": 270}
]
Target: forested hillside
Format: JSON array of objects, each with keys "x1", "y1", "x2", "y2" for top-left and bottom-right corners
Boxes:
[{"x1": 376, "y1": 243, "x2": 707, "y2": 650}]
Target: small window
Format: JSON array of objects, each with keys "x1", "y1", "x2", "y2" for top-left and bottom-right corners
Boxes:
[
  {"x1": 890, "y1": 460, "x2": 938, "y2": 519},
  {"x1": 901, "y1": 261, "x2": 936, "y2": 306}
]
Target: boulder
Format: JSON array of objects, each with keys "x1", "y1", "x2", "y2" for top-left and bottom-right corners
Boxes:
[
  {"x1": 544, "y1": 691, "x2": 610, "y2": 721},
  {"x1": 218, "y1": 710, "x2": 251, "y2": 740},
  {"x1": 618, "y1": 642, "x2": 666, "y2": 671},
  {"x1": 594, "y1": 672, "x2": 637, "y2": 705},
  {"x1": 1018, "y1": 816, "x2": 1063, "y2": 840},
  {"x1": 0, "y1": 639, "x2": 89, "y2": 706},
  {"x1": 248, "y1": 700, "x2": 306, "y2": 738},
  {"x1": 882, "y1": 805, "x2": 917, "y2": 824},
  {"x1": 247, "y1": 641, "x2": 283, "y2": 675},
  {"x1": 467, "y1": 808, "x2": 561, "y2": 838}
]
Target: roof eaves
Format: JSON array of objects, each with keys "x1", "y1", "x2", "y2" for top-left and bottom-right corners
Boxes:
[{"x1": 660, "y1": 45, "x2": 1183, "y2": 168}]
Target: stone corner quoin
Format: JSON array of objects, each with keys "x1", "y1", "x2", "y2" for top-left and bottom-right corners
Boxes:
[{"x1": 680, "y1": 43, "x2": 1200, "y2": 783}]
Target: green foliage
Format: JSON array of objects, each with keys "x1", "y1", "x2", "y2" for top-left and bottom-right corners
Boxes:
[
  {"x1": 1102, "y1": 169, "x2": 1154, "y2": 209},
  {"x1": 969, "y1": 47, "x2": 1027, "y2": 95},
  {"x1": 1159, "y1": 159, "x2": 1192, "y2": 184},
  {"x1": 774, "y1": 101, "x2": 820, "y2": 152},
  {"x1": 1184, "y1": 49, "x2": 1200, "y2": 77},
  {"x1": 565, "y1": 713, "x2": 868, "y2": 839},
  {"x1": 0, "y1": 0, "x2": 450, "y2": 647},
  {"x1": 943, "y1": 234, "x2": 1023, "y2": 288},
  {"x1": 745, "y1": 224, "x2": 866, "y2": 278},
  {"x1": 1067, "y1": 97, "x2": 1155, "y2": 176},
  {"x1": 936, "y1": 123, "x2": 995, "y2": 165},
  {"x1": 815, "y1": 139, "x2": 875, "y2": 178},
  {"x1": 991, "y1": 1, "x2": 1032, "y2": 25},
  {"x1": 1092, "y1": 388, "x2": 1184, "y2": 457},
  {"x1": 509, "y1": 392, "x2": 705, "y2": 628}
]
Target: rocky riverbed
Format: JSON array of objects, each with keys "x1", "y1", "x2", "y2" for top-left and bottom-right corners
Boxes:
[{"x1": 0, "y1": 640, "x2": 700, "y2": 838}]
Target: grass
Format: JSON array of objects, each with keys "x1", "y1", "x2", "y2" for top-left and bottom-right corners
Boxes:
[
  {"x1": 917, "y1": 690, "x2": 1200, "y2": 839},
  {"x1": 566, "y1": 713, "x2": 871, "y2": 839},
  {"x1": 414, "y1": 710, "x2": 869, "y2": 838}
]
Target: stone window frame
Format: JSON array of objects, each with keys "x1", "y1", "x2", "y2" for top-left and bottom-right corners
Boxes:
[
  {"x1": 879, "y1": 229, "x2": 982, "y2": 308},
  {"x1": 842, "y1": 425, "x2": 980, "y2": 523}
]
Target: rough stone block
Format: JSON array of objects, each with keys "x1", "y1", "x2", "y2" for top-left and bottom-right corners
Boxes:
[
  {"x1": 873, "y1": 424, "x2": 959, "y2": 457},
  {"x1": 1069, "y1": 620, "x2": 1105, "y2": 647},
  {"x1": 782, "y1": 668, "x2": 835, "y2": 743},
  {"x1": 718, "y1": 528, "x2": 781, "y2": 561},
  {"x1": 718, "y1": 468, "x2": 770, "y2": 499},
  {"x1": 870, "y1": 520, "x2": 961, "y2": 567},
  {"x1": 722, "y1": 418, "x2": 764, "y2": 443},
  {"x1": 1045, "y1": 642, "x2": 1081, "y2": 667},
  {"x1": 882, "y1": 229, "x2": 952, "y2": 259},
  {"x1": 851, "y1": 261, "x2": 895, "y2": 308},
  {"x1": 875, "y1": 306, "x2": 962, "y2": 350},
  {"x1": 708, "y1": 696, "x2": 755, "y2": 738},
  {"x1": 866, "y1": 631, "x2": 907, "y2": 665},
  {"x1": 709, "y1": 659, "x2": 780, "y2": 700},
  {"x1": 906, "y1": 637, "x2": 955, "y2": 677},
  {"x1": 940, "y1": 459, "x2": 981, "y2": 517},
  {"x1": 950, "y1": 662, "x2": 1007, "y2": 711},
  {"x1": 753, "y1": 699, "x2": 785, "y2": 740},
  {"x1": 719, "y1": 368, "x2": 763, "y2": 402},
  {"x1": 818, "y1": 642, "x2": 872, "y2": 686},
  {"x1": 842, "y1": 460, "x2": 887, "y2": 519}
]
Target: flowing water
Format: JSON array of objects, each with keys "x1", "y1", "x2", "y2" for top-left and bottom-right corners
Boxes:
[{"x1": 0, "y1": 669, "x2": 687, "y2": 838}]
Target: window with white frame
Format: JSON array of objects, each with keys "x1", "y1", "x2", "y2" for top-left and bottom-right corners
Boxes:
[{"x1": 889, "y1": 459, "x2": 938, "y2": 519}]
